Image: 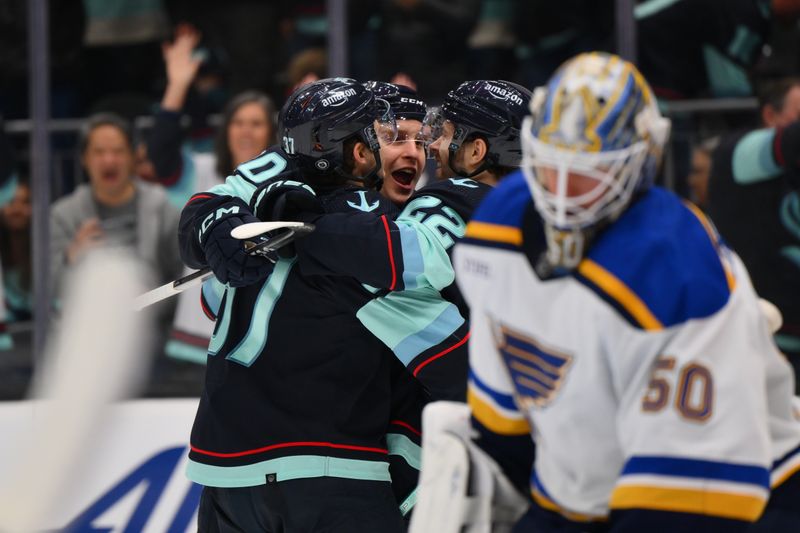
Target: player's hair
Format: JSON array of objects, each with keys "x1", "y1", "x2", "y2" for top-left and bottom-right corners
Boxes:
[
  {"x1": 757, "y1": 76, "x2": 800, "y2": 114},
  {"x1": 215, "y1": 90, "x2": 277, "y2": 177}
]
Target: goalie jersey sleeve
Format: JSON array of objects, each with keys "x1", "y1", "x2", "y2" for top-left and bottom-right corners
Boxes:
[{"x1": 454, "y1": 171, "x2": 800, "y2": 532}]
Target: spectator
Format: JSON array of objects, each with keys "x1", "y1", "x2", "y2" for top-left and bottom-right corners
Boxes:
[
  {"x1": 147, "y1": 26, "x2": 277, "y2": 363},
  {"x1": 637, "y1": 0, "x2": 772, "y2": 99},
  {"x1": 0, "y1": 180, "x2": 32, "y2": 322},
  {"x1": 50, "y1": 113, "x2": 184, "y2": 394},
  {"x1": 686, "y1": 136, "x2": 719, "y2": 209},
  {"x1": 706, "y1": 76, "x2": 800, "y2": 390},
  {"x1": 286, "y1": 47, "x2": 328, "y2": 95}
]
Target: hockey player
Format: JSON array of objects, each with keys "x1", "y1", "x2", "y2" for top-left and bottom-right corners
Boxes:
[
  {"x1": 363, "y1": 81, "x2": 428, "y2": 205},
  {"x1": 450, "y1": 52, "x2": 800, "y2": 532},
  {"x1": 268, "y1": 80, "x2": 531, "y2": 400},
  {"x1": 178, "y1": 79, "x2": 415, "y2": 532}
]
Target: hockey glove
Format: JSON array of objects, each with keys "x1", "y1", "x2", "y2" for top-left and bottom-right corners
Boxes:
[
  {"x1": 252, "y1": 180, "x2": 323, "y2": 258},
  {"x1": 252, "y1": 179, "x2": 323, "y2": 223},
  {"x1": 201, "y1": 214, "x2": 274, "y2": 287}
]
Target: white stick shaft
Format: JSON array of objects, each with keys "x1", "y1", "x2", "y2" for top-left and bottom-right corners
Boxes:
[{"x1": 230, "y1": 220, "x2": 306, "y2": 240}]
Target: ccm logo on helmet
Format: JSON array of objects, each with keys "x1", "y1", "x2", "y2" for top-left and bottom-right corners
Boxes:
[
  {"x1": 399, "y1": 97, "x2": 424, "y2": 107},
  {"x1": 322, "y1": 88, "x2": 357, "y2": 107},
  {"x1": 485, "y1": 84, "x2": 523, "y2": 106}
]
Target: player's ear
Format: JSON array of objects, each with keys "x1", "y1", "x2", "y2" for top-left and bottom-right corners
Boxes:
[
  {"x1": 469, "y1": 137, "x2": 488, "y2": 166},
  {"x1": 353, "y1": 141, "x2": 374, "y2": 167}
]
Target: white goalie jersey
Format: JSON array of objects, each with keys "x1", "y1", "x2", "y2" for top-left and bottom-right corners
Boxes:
[{"x1": 453, "y1": 172, "x2": 800, "y2": 530}]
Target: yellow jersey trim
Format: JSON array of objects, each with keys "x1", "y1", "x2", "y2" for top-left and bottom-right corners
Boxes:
[
  {"x1": 467, "y1": 387, "x2": 530, "y2": 436},
  {"x1": 610, "y1": 485, "x2": 766, "y2": 522},
  {"x1": 577, "y1": 259, "x2": 664, "y2": 330},
  {"x1": 531, "y1": 487, "x2": 608, "y2": 523},
  {"x1": 464, "y1": 221, "x2": 523, "y2": 246}
]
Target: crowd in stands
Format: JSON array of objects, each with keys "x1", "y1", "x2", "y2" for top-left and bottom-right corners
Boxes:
[{"x1": 0, "y1": 0, "x2": 799, "y2": 398}]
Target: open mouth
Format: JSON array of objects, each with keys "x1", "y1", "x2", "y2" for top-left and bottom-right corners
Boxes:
[{"x1": 390, "y1": 168, "x2": 417, "y2": 190}]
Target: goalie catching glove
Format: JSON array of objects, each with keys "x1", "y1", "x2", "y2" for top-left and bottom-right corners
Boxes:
[{"x1": 409, "y1": 402, "x2": 529, "y2": 533}]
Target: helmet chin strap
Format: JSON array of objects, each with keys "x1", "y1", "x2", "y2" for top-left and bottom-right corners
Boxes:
[{"x1": 447, "y1": 141, "x2": 490, "y2": 179}]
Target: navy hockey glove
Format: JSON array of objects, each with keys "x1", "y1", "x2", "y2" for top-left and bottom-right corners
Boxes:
[
  {"x1": 252, "y1": 179, "x2": 323, "y2": 223},
  {"x1": 201, "y1": 214, "x2": 274, "y2": 287},
  {"x1": 252, "y1": 180, "x2": 323, "y2": 259}
]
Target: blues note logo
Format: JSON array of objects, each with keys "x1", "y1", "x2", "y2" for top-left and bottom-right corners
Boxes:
[{"x1": 495, "y1": 324, "x2": 573, "y2": 409}]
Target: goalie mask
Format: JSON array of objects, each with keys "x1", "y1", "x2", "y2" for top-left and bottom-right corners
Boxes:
[
  {"x1": 279, "y1": 78, "x2": 397, "y2": 190},
  {"x1": 522, "y1": 52, "x2": 671, "y2": 271}
]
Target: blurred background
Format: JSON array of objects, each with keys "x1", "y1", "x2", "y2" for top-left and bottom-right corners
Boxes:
[
  {"x1": 0, "y1": 0, "x2": 799, "y2": 398},
  {"x1": 1, "y1": 1, "x2": 800, "y2": 529}
]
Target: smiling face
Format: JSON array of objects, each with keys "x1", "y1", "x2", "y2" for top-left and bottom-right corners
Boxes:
[
  {"x1": 82, "y1": 124, "x2": 135, "y2": 204},
  {"x1": 378, "y1": 119, "x2": 426, "y2": 204},
  {"x1": 228, "y1": 101, "x2": 272, "y2": 167}
]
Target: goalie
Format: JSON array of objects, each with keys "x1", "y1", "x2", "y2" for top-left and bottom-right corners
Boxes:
[{"x1": 413, "y1": 52, "x2": 800, "y2": 532}]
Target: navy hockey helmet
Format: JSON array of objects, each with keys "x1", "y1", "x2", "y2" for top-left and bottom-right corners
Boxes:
[
  {"x1": 363, "y1": 81, "x2": 427, "y2": 122},
  {"x1": 436, "y1": 80, "x2": 532, "y2": 177},
  {"x1": 278, "y1": 78, "x2": 397, "y2": 190}
]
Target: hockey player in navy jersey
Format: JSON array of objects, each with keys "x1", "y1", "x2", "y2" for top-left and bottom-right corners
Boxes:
[
  {"x1": 266, "y1": 80, "x2": 532, "y2": 401},
  {"x1": 446, "y1": 52, "x2": 800, "y2": 532},
  {"x1": 178, "y1": 79, "x2": 421, "y2": 532}
]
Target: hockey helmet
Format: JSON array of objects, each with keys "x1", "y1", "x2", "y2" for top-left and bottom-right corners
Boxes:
[
  {"x1": 430, "y1": 80, "x2": 532, "y2": 177},
  {"x1": 278, "y1": 78, "x2": 397, "y2": 190}
]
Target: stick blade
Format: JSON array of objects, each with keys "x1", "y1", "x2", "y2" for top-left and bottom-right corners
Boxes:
[{"x1": 230, "y1": 221, "x2": 308, "y2": 240}]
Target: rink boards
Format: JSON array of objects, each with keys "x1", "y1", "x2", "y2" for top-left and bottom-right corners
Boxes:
[{"x1": 0, "y1": 398, "x2": 201, "y2": 532}]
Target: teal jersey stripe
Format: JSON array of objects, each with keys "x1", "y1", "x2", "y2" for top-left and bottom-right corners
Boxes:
[
  {"x1": 400, "y1": 487, "x2": 419, "y2": 516},
  {"x1": 226, "y1": 258, "x2": 296, "y2": 366},
  {"x1": 732, "y1": 129, "x2": 782, "y2": 184},
  {"x1": 387, "y1": 433, "x2": 421, "y2": 470},
  {"x1": 165, "y1": 340, "x2": 208, "y2": 364},
  {"x1": 397, "y1": 223, "x2": 425, "y2": 290},
  {"x1": 357, "y1": 287, "x2": 465, "y2": 366},
  {"x1": 202, "y1": 278, "x2": 226, "y2": 316},
  {"x1": 186, "y1": 455, "x2": 391, "y2": 488},
  {"x1": 209, "y1": 175, "x2": 258, "y2": 204},
  {"x1": 393, "y1": 304, "x2": 465, "y2": 366}
]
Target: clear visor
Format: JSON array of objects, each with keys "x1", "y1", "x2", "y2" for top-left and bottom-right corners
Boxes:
[
  {"x1": 421, "y1": 107, "x2": 448, "y2": 156},
  {"x1": 521, "y1": 116, "x2": 649, "y2": 230},
  {"x1": 373, "y1": 98, "x2": 398, "y2": 145},
  {"x1": 378, "y1": 120, "x2": 428, "y2": 148}
]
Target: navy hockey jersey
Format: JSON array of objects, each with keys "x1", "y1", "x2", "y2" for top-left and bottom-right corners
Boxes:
[
  {"x1": 177, "y1": 149, "x2": 423, "y2": 489},
  {"x1": 292, "y1": 177, "x2": 493, "y2": 399}
]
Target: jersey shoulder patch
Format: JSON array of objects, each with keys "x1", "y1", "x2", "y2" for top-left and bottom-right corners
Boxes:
[
  {"x1": 576, "y1": 187, "x2": 735, "y2": 330},
  {"x1": 463, "y1": 171, "x2": 533, "y2": 251}
]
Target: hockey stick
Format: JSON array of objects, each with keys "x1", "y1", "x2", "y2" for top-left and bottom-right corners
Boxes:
[{"x1": 133, "y1": 221, "x2": 314, "y2": 311}]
